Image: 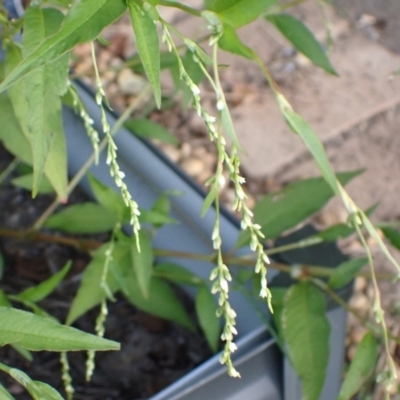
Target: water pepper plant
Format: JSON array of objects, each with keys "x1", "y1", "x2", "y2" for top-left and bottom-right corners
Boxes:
[{"x1": 0, "y1": 0, "x2": 399, "y2": 399}]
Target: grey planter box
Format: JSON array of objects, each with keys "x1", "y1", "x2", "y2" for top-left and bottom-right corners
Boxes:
[{"x1": 63, "y1": 82, "x2": 350, "y2": 400}]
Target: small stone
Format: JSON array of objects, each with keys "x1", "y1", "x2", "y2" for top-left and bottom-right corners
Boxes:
[
  {"x1": 181, "y1": 158, "x2": 204, "y2": 178},
  {"x1": 366, "y1": 283, "x2": 375, "y2": 300},
  {"x1": 117, "y1": 68, "x2": 147, "y2": 95},
  {"x1": 349, "y1": 293, "x2": 369, "y2": 311},
  {"x1": 109, "y1": 57, "x2": 123, "y2": 68},
  {"x1": 108, "y1": 33, "x2": 128, "y2": 58},
  {"x1": 354, "y1": 276, "x2": 367, "y2": 292},
  {"x1": 162, "y1": 145, "x2": 181, "y2": 163},
  {"x1": 180, "y1": 142, "x2": 192, "y2": 158},
  {"x1": 295, "y1": 53, "x2": 312, "y2": 68},
  {"x1": 73, "y1": 59, "x2": 93, "y2": 76},
  {"x1": 101, "y1": 70, "x2": 117, "y2": 86}
]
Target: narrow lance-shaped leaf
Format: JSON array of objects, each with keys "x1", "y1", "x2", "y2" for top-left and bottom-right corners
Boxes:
[
  {"x1": 44, "y1": 203, "x2": 119, "y2": 234},
  {"x1": 22, "y1": 7, "x2": 69, "y2": 198},
  {"x1": 338, "y1": 332, "x2": 378, "y2": 400},
  {"x1": 0, "y1": 0, "x2": 127, "y2": 93},
  {"x1": 67, "y1": 243, "x2": 130, "y2": 325},
  {"x1": 124, "y1": 274, "x2": 195, "y2": 331},
  {"x1": 279, "y1": 99, "x2": 339, "y2": 194},
  {"x1": 218, "y1": 24, "x2": 255, "y2": 59},
  {"x1": 12, "y1": 173, "x2": 55, "y2": 195},
  {"x1": 381, "y1": 227, "x2": 400, "y2": 251},
  {"x1": 125, "y1": 118, "x2": 179, "y2": 145},
  {"x1": 0, "y1": 307, "x2": 119, "y2": 351},
  {"x1": 127, "y1": 1, "x2": 161, "y2": 107},
  {"x1": 269, "y1": 287, "x2": 287, "y2": 341},
  {"x1": 282, "y1": 282, "x2": 330, "y2": 400},
  {"x1": 195, "y1": 285, "x2": 220, "y2": 353},
  {"x1": 0, "y1": 363, "x2": 63, "y2": 400},
  {"x1": 18, "y1": 262, "x2": 71, "y2": 303},
  {"x1": 266, "y1": 14, "x2": 338, "y2": 75},
  {"x1": 0, "y1": 382, "x2": 15, "y2": 400},
  {"x1": 87, "y1": 173, "x2": 128, "y2": 220},
  {"x1": 211, "y1": 0, "x2": 278, "y2": 29},
  {"x1": 5, "y1": 41, "x2": 67, "y2": 198},
  {"x1": 154, "y1": 263, "x2": 203, "y2": 286},
  {"x1": 5, "y1": 42, "x2": 30, "y2": 143},
  {"x1": 130, "y1": 231, "x2": 154, "y2": 298},
  {"x1": 0, "y1": 93, "x2": 32, "y2": 164},
  {"x1": 328, "y1": 258, "x2": 367, "y2": 290},
  {"x1": 0, "y1": 290, "x2": 33, "y2": 361}
]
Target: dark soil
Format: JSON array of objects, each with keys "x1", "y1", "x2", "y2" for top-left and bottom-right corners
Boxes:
[{"x1": 0, "y1": 148, "x2": 212, "y2": 400}]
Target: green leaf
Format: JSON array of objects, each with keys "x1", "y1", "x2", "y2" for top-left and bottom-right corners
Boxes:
[
  {"x1": 124, "y1": 274, "x2": 195, "y2": 331},
  {"x1": 5, "y1": 43, "x2": 30, "y2": 144},
  {"x1": 281, "y1": 106, "x2": 339, "y2": 195},
  {"x1": 67, "y1": 243, "x2": 130, "y2": 324},
  {"x1": 127, "y1": 2, "x2": 161, "y2": 107},
  {"x1": 212, "y1": 0, "x2": 278, "y2": 28},
  {"x1": 18, "y1": 262, "x2": 71, "y2": 303},
  {"x1": 171, "y1": 50, "x2": 205, "y2": 108},
  {"x1": 219, "y1": 24, "x2": 255, "y2": 59},
  {"x1": 0, "y1": 0, "x2": 127, "y2": 93},
  {"x1": 221, "y1": 100, "x2": 243, "y2": 151},
  {"x1": 266, "y1": 14, "x2": 338, "y2": 75},
  {"x1": 0, "y1": 93, "x2": 33, "y2": 165},
  {"x1": 9, "y1": 7, "x2": 69, "y2": 199},
  {"x1": 328, "y1": 258, "x2": 367, "y2": 290},
  {"x1": 236, "y1": 171, "x2": 360, "y2": 247},
  {"x1": 130, "y1": 51, "x2": 177, "y2": 74},
  {"x1": 154, "y1": 263, "x2": 203, "y2": 286},
  {"x1": 0, "y1": 363, "x2": 63, "y2": 400},
  {"x1": 21, "y1": 7, "x2": 68, "y2": 198},
  {"x1": 184, "y1": 50, "x2": 205, "y2": 106},
  {"x1": 125, "y1": 118, "x2": 179, "y2": 145},
  {"x1": 139, "y1": 209, "x2": 177, "y2": 226},
  {"x1": 0, "y1": 382, "x2": 15, "y2": 400},
  {"x1": 87, "y1": 173, "x2": 127, "y2": 220},
  {"x1": 0, "y1": 291, "x2": 33, "y2": 361},
  {"x1": 317, "y1": 223, "x2": 355, "y2": 242},
  {"x1": 282, "y1": 282, "x2": 330, "y2": 400},
  {"x1": 152, "y1": 191, "x2": 174, "y2": 216},
  {"x1": 12, "y1": 173, "x2": 54, "y2": 195},
  {"x1": 201, "y1": 183, "x2": 219, "y2": 216},
  {"x1": 338, "y1": 332, "x2": 378, "y2": 400},
  {"x1": 269, "y1": 287, "x2": 287, "y2": 338},
  {"x1": 130, "y1": 231, "x2": 153, "y2": 298},
  {"x1": 382, "y1": 227, "x2": 400, "y2": 251},
  {"x1": 44, "y1": 203, "x2": 119, "y2": 234},
  {"x1": 195, "y1": 285, "x2": 220, "y2": 353},
  {"x1": 0, "y1": 307, "x2": 119, "y2": 351}
]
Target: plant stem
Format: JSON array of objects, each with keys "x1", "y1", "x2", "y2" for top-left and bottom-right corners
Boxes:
[
  {"x1": 0, "y1": 158, "x2": 20, "y2": 185},
  {"x1": 32, "y1": 85, "x2": 152, "y2": 231},
  {"x1": 264, "y1": 236, "x2": 323, "y2": 256},
  {"x1": 2, "y1": 225, "x2": 397, "y2": 281}
]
